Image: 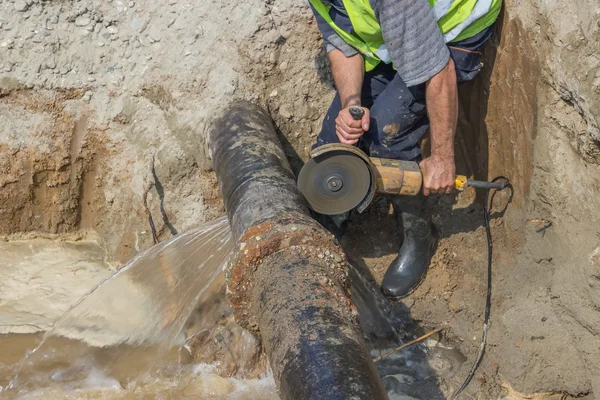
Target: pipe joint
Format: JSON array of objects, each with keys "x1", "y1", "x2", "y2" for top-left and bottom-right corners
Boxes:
[{"x1": 227, "y1": 211, "x2": 351, "y2": 333}]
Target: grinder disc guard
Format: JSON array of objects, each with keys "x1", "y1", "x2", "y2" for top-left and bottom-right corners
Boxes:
[{"x1": 298, "y1": 151, "x2": 371, "y2": 215}]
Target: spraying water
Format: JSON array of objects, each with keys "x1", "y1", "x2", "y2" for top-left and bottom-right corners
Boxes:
[
  {"x1": 3, "y1": 217, "x2": 278, "y2": 398},
  {"x1": 44, "y1": 216, "x2": 232, "y2": 349}
]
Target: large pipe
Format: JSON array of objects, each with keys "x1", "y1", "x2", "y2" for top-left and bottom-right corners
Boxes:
[{"x1": 209, "y1": 101, "x2": 387, "y2": 400}]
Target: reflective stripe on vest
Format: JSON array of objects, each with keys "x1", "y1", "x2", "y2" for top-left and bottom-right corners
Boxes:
[
  {"x1": 433, "y1": 0, "x2": 453, "y2": 21},
  {"x1": 374, "y1": 44, "x2": 391, "y2": 63},
  {"x1": 443, "y1": 0, "x2": 493, "y2": 42},
  {"x1": 309, "y1": 0, "x2": 385, "y2": 71},
  {"x1": 311, "y1": 0, "x2": 501, "y2": 70},
  {"x1": 428, "y1": 0, "x2": 499, "y2": 43}
]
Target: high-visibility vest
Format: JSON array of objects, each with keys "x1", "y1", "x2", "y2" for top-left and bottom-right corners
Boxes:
[{"x1": 309, "y1": 0, "x2": 501, "y2": 71}]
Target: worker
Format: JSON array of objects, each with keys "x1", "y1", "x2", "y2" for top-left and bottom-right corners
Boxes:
[{"x1": 308, "y1": 0, "x2": 502, "y2": 298}]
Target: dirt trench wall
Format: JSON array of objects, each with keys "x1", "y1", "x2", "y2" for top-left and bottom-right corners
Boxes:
[
  {"x1": 2, "y1": 0, "x2": 600, "y2": 396},
  {"x1": 471, "y1": 1, "x2": 600, "y2": 396},
  {"x1": 0, "y1": 0, "x2": 333, "y2": 263}
]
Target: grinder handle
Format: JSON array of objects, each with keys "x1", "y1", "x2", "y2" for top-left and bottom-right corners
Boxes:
[
  {"x1": 349, "y1": 106, "x2": 365, "y2": 121},
  {"x1": 455, "y1": 175, "x2": 509, "y2": 191}
]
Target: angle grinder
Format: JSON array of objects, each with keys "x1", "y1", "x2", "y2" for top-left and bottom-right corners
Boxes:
[{"x1": 297, "y1": 107, "x2": 507, "y2": 215}]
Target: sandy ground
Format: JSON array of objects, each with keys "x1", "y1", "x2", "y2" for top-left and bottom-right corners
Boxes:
[{"x1": 1, "y1": 0, "x2": 600, "y2": 398}]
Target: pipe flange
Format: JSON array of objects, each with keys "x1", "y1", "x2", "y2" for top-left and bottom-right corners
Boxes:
[{"x1": 226, "y1": 212, "x2": 350, "y2": 333}]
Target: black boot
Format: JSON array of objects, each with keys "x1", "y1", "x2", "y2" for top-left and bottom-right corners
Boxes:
[
  {"x1": 312, "y1": 211, "x2": 350, "y2": 241},
  {"x1": 382, "y1": 194, "x2": 437, "y2": 299}
]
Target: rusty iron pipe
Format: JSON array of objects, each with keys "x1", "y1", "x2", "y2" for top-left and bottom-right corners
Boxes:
[{"x1": 209, "y1": 101, "x2": 387, "y2": 400}]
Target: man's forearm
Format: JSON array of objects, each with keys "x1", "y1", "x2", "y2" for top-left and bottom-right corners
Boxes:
[
  {"x1": 327, "y1": 49, "x2": 370, "y2": 144},
  {"x1": 425, "y1": 59, "x2": 458, "y2": 160},
  {"x1": 328, "y1": 50, "x2": 364, "y2": 108}
]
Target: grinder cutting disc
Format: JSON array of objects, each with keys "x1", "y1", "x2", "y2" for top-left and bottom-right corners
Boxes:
[{"x1": 298, "y1": 151, "x2": 371, "y2": 215}]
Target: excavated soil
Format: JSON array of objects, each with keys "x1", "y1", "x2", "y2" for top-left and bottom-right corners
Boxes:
[{"x1": 1, "y1": 0, "x2": 600, "y2": 398}]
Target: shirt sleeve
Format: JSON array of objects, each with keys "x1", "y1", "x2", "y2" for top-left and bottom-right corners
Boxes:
[
  {"x1": 310, "y1": 5, "x2": 359, "y2": 57},
  {"x1": 376, "y1": 0, "x2": 450, "y2": 86}
]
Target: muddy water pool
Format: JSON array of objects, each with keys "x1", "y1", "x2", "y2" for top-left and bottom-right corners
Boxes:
[{"x1": 0, "y1": 334, "x2": 277, "y2": 399}]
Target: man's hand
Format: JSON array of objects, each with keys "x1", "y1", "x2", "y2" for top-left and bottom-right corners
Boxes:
[
  {"x1": 419, "y1": 155, "x2": 456, "y2": 196},
  {"x1": 336, "y1": 106, "x2": 370, "y2": 145}
]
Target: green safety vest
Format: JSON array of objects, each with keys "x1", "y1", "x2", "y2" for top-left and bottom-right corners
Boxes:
[{"x1": 309, "y1": 0, "x2": 501, "y2": 71}]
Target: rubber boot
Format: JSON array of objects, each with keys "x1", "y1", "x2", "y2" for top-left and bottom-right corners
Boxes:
[{"x1": 382, "y1": 194, "x2": 437, "y2": 299}]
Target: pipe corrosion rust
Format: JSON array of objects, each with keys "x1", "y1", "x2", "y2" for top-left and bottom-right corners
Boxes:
[{"x1": 227, "y1": 211, "x2": 350, "y2": 333}]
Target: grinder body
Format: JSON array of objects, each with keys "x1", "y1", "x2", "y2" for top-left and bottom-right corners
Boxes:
[
  {"x1": 298, "y1": 143, "x2": 499, "y2": 216},
  {"x1": 298, "y1": 107, "x2": 502, "y2": 216},
  {"x1": 298, "y1": 143, "x2": 426, "y2": 215},
  {"x1": 370, "y1": 157, "x2": 423, "y2": 196}
]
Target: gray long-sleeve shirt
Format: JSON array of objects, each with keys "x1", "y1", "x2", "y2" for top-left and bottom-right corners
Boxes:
[{"x1": 311, "y1": 0, "x2": 450, "y2": 87}]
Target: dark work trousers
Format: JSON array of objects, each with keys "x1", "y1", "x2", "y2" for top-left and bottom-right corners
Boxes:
[{"x1": 313, "y1": 26, "x2": 494, "y2": 162}]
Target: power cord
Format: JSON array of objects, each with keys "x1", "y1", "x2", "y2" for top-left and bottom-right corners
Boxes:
[{"x1": 451, "y1": 176, "x2": 510, "y2": 399}]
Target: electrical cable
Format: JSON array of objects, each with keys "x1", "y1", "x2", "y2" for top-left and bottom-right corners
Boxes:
[{"x1": 451, "y1": 176, "x2": 510, "y2": 399}]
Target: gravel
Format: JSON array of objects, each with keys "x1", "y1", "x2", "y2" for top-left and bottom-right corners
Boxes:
[{"x1": 14, "y1": 1, "x2": 29, "y2": 12}]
